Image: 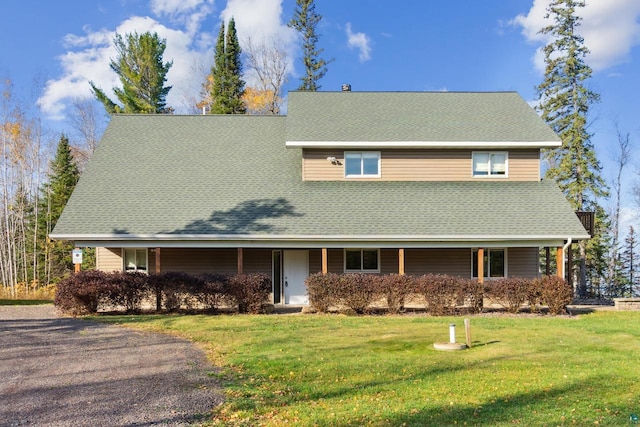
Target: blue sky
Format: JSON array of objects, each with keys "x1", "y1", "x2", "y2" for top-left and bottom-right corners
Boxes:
[{"x1": 1, "y1": 0, "x2": 639, "y2": 224}]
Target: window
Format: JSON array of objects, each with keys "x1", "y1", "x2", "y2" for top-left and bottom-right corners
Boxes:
[
  {"x1": 472, "y1": 152, "x2": 507, "y2": 177},
  {"x1": 124, "y1": 248, "x2": 148, "y2": 272},
  {"x1": 472, "y1": 249, "x2": 505, "y2": 278},
  {"x1": 345, "y1": 249, "x2": 380, "y2": 272},
  {"x1": 345, "y1": 152, "x2": 380, "y2": 177}
]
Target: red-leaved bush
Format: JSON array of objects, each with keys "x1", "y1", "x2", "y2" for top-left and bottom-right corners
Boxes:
[{"x1": 536, "y1": 275, "x2": 573, "y2": 315}]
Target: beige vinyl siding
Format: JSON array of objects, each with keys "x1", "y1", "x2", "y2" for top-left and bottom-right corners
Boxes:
[
  {"x1": 405, "y1": 249, "x2": 471, "y2": 277},
  {"x1": 160, "y1": 248, "x2": 237, "y2": 275},
  {"x1": 157, "y1": 248, "x2": 271, "y2": 275},
  {"x1": 242, "y1": 249, "x2": 273, "y2": 274},
  {"x1": 302, "y1": 149, "x2": 540, "y2": 181},
  {"x1": 508, "y1": 247, "x2": 539, "y2": 278},
  {"x1": 96, "y1": 247, "x2": 123, "y2": 272}
]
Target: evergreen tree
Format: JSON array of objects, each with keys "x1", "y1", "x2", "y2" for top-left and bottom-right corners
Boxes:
[
  {"x1": 536, "y1": 0, "x2": 608, "y2": 298},
  {"x1": 620, "y1": 226, "x2": 638, "y2": 297},
  {"x1": 38, "y1": 135, "x2": 80, "y2": 283},
  {"x1": 90, "y1": 31, "x2": 173, "y2": 114},
  {"x1": 209, "y1": 18, "x2": 246, "y2": 114},
  {"x1": 288, "y1": 0, "x2": 331, "y2": 91}
]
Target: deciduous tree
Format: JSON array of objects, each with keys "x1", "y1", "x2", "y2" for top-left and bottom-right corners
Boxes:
[{"x1": 242, "y1": 37, "x2": 288, "y2": 114}]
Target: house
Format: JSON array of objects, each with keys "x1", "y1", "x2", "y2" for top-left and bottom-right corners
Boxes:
[{"x1": 50, "y1": 90, "x2": 590, "y2": 305}]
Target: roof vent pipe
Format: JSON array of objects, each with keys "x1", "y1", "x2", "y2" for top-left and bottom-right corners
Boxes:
[{"x1": 341, "y1": 84, "x2": 351, "y2": 92}]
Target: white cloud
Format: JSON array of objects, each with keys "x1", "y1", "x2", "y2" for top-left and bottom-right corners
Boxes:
[
  {"x1": 220, "y1": 0, "x2": 297, "y2": 86},
  {"x1": 346, "y1": 23, "x2": 371, "y2": 62},
  {"x1": 37, "y1": 6, "x2": 215, "y2": 119},
  {"x1": 512, "y1": 0, "x2": 640, "y2": 73}
]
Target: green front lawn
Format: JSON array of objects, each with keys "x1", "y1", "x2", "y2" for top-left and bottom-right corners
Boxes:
[{"x1": 99, "y1": 311, "x2": 640, "y2": 426}]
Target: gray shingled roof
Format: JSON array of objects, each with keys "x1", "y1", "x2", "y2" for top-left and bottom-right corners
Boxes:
[
  {"x1": 285, "y1": 91, "x2": 560, "y2": 143},
  {"x1": 52, "y1": 110, "x2": 589, "y2": 245}
]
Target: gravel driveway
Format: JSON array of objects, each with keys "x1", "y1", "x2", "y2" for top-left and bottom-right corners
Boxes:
[{"x1": 0, "y1": 305, "x2": 222, "y2": 426}]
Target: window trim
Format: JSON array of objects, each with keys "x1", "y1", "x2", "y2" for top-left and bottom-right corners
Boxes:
[
  {"x1": 471, "y1": 248, "x2": 507, "y2": 279},
  {"x1": 344, "y1": 151, "x2": 381, "y2": 178},
  {"x1": 123, "y1": 248, "x2": 148, "y2": 273},
  {"x1": 344, "y1": 248, "x2": 381, "y2": 273},
  {"x1": 472, "y1": 151, "x2": 508, "y2": 178}
]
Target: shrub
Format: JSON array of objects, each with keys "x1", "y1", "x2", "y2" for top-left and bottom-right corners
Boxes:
[
  {"x1": 306, "y1": 273, "x2": 340, "y2": 313},
  {"x1": 415, "y1": 274, "x2": 462, "y2": 316},
  {"x1": 146, "y1": 272, "x2": 205, "y2": 311},
  {"x1": 335, "y1": 274, "x2": 377, "y2": 314},
  {"x1": 226, "y1": 273, "x2": 272, "y2": 314},
  {"x1": 484, "y1": 277, "x2": 530, "y2": 314},
  {"x1": 460, "y1": 278, "x2": 484, "y2": 313},
  {"x1": 196, "y1": 273, "x2": 227, "y2": 312},
  {"x1": 54, "y1": 270, "x2": 109, "y2": 316},
  {"x1": 537, "y1": 276, "x2": 573, "y2": 315},
  {"x1": 377, "y1": 274, "x2": 414, "y2": 314},
  {"x1": 103, "y1": 271, "x2": 149, "y2": 313}
]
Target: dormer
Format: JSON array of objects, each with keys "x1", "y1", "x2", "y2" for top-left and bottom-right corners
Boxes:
[{"x1": 284, "y1": 91, "x2": 560, "y2": 182}]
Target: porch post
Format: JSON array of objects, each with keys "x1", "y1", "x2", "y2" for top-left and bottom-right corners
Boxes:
[
  {"x1": 398, "y1": 248, "x2": 405, "y2": 275},
  {"x1": 567, "y1": 246, "x2": 573, "y2": 288},
  {"x1": 237, "y1": 248, "x2": 244, "y2": 274},
  {"x1": 545, "y1": 247, "x2": 551, "y2": 276},
  {"x1": 556, "y1": 246, "x2": 564, "y2": 279},
  {"x1": 477, "y1": 248, "x2": 484, "y2": 284},
  {"x1": 155, "y1": 248, "x2": 161, "y2": 273},
  {"x1": 321, "y1": 248, "x2": 328, "y2": 275}
]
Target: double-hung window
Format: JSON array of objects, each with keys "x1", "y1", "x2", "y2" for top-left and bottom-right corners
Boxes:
[
  {"x1": 345, "y1": 249, "x2": 380, "y2": 272},
  {"x1": 124, "y1": 248, "x2": 148, "y2": 272},
  {"x1": 345, "y1": 152, "x2": 380, "y2": 178},
  {"x1": 472, "y1": 152, "x2": 507, "y2": 177},
  {"x1": 472, "y1": 249, "x2": 505, "y2": 278}
]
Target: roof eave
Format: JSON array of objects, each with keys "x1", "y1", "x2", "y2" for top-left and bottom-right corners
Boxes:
[
  {"x1": 285, "y1": 140, "x2": 561, "y2": 149},
  {"x1": 51, "y1": 233, "x2": 590, "y2": 249}
]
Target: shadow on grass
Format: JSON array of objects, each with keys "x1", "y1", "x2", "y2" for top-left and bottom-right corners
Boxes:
[{"x1": 381, "y1": 376, "x2": 625, "y2": 426}]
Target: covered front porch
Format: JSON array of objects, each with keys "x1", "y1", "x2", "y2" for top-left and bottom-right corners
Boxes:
[{"x1": 94, "y1": 244, "x2": 571, "y2": 305}]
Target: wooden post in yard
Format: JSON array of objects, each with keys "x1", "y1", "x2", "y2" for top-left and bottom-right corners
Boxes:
[
  {"x1": 321, "y1": 248, "x2": 328, "y2": 274},
  {"x1": 237, "y1": 248, "x2": 244, "y2": 274},
  {"x1": 477, "y1": 248, "x2": 484, "y2": 284}
]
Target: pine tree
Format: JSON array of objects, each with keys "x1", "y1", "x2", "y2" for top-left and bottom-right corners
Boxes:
[
  {"x1": 536, "y1": 0, "x2": 608, "y2": 298},
  {"x1": 38, "y1": 135, "x2": 80, "y2": 283},
  {"x1": 90, "y1": 31, "x2": 173, "y2": 114},
  {"x1": 288, "y1": 0, "x2": 331, "y2": 91},
  {"x1": 209, "y1": 18, "x2": 246, "y2": 114},
  {"x1": 620, "y1": 226, "x2": 638, "y2": 297}
]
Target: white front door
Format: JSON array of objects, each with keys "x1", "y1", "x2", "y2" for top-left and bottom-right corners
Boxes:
[{"x1": 283, "y1": 250, "x2": 309, "y2": 305}]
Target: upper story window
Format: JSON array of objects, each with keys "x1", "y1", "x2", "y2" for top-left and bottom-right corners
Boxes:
[
  {"x1": 124, "y1": 248, "x2": 148, "y2": 272},
  {"x1": 345, "y1": 248, "x2": 380, "y2": 272},
  {"x1": 472, "y1": 152, "x2": 507, "y2": 177},
  {"x1": 345, "y1": 152, "x2": 380, "y2": 178}
]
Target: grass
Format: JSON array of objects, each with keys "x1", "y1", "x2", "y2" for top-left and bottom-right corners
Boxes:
[
  {"x1": 94, "y1": 310, "x2": 640, "y2": 426},
  {"x1": 0, "y1": 299, "x2": 52, "y2": 305}
]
